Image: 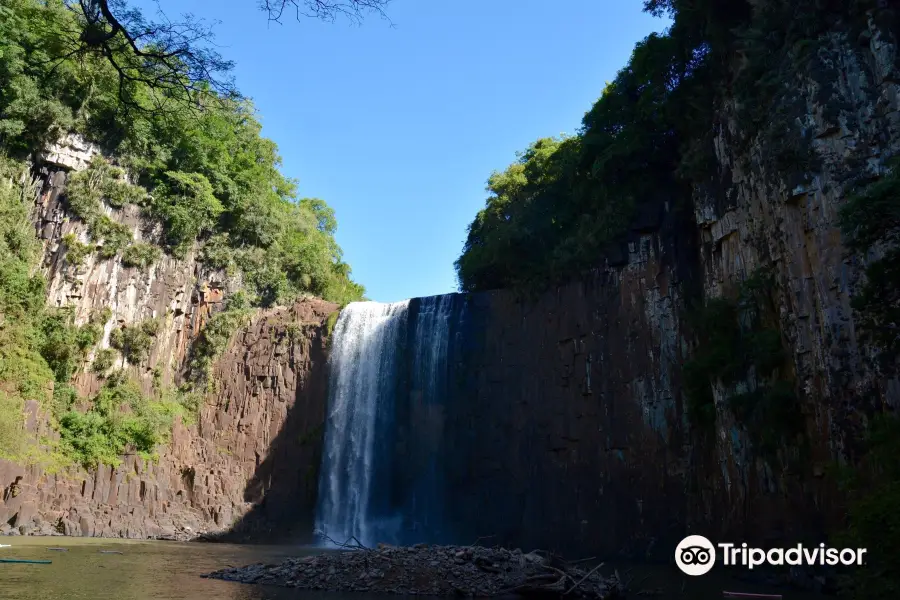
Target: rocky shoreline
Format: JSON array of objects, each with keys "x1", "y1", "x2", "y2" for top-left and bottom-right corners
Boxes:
[
  {"x1": 204, "y1": 544, "x2": 625, "y2": 598},
  {"x1": 0, "y1": 521, "x2": 200, "y2": 541}
]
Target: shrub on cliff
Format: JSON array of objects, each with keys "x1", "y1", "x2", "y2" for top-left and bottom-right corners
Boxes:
[
  {"x1": 0, "y1": 390, "x2": 27, "y2": 459},
  {"x1": 188, "y1": 292, "x2": 252, "y2": 385},
  {"x1": 57, "y1": 374, "x2": 192, "y2": 468},
  {"x1": 121, "y1": 242, "x2": 161, "y2": 269},
  {"x1": 109, "y1": 319, "x2": 159, "y2": 366},
  {"x1": 150, "y1": 171, "x2": 224, "y2": 257},
  {"x1": 91, "y1": 348, "x2": 117, "y2": 375}
]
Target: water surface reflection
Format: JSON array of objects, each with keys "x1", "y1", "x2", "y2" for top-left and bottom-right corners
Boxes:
[{"x1": 0, "y1": 537, "x2": 826, "y2": 600}]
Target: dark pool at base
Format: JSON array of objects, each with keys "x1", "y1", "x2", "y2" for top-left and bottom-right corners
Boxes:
[{"x1": 0, "y1": 537, "x2": 826, "y2": 600}]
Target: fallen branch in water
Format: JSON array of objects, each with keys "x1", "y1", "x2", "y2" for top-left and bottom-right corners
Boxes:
[
  {"x1": 313, "y1": 529, "x2": 371, "y2": 551},
  {"x1": 564, "y1": 562, "x2": 605, "y2": 595}
]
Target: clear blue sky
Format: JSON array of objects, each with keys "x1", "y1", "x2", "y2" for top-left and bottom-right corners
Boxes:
[{"x1": 144, "y1": 0, "x2": 668, "y2": 302}]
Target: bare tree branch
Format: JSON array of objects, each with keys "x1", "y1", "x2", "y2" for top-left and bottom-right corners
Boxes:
[
  {"x1": 58, "y1": 0, "x2": 237, "y2": 114},
  {"x1": 260, "y1": 0, "x2": 392, "y2": 25},
  {"x1": 49, "y1": 0, "x2": 393, "y2": 117}
]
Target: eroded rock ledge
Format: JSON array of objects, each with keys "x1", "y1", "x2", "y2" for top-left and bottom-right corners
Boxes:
[{"x1": 203, "y1": 544, "x2": 625, "y2": 599}]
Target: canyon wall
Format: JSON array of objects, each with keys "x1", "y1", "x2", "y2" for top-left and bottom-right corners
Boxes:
[
  {"x1": 1, "y1": 142, "x2": 336, "y2": 539},
  {"x1": 4, "y1": 12, "x2": 900, "y2": 558},
  {"x1": 373, "y1": 13, "x2": 900, "y2": 558}
]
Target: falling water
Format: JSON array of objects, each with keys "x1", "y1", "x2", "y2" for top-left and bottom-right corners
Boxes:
[
  {"x1": 315, "y1": 300, "x2": 409, "y2": 546},
  {"x1": 404, "y1": 294, "x2": 454, "y2": 540},
  {"x1": 314, "y1": 295, "x2": 461, "y2": 547}
]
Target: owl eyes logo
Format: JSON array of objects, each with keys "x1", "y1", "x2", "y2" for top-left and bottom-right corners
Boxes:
[
  {"x1": 675, "y1": 535, "x2": 716, "y2": 576},
  {"x1": 680, "y1": 545, "x2": 712, "y2": 565}
]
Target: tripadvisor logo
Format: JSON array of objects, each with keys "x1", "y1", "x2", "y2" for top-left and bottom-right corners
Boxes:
[
  {"x1": 674, "y1": 535, "x2": 868, "y2": 576},
  {"x1": 675, "y1": 535, "x2": 716, "y2": 576}
]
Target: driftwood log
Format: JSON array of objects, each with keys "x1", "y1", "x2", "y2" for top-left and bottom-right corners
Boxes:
[{"x1": 204, "y1": 539, "x2": 625, "y2": 599}]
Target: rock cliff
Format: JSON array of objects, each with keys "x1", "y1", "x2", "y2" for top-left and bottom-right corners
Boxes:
[
  {"x1": 0, "y1": 141, "x2": 336, "y2": 538},
  {"x1": 325, "y1": 12, "x2": 900, "y2": 558},
  {"x1": 448, "y1": 13, "x2": 899, "y2": 556},
  {"x1": 0, "y1": 299, "x2": 334, "y2": 539}
]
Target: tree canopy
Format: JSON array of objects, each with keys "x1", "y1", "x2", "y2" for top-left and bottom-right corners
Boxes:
[
  {"x1": 455, "y1": 0, "x2": 877, "y2": 293},
  {"x1": 0, "y1": 0, "x2": 366, "y2": 306},
  {"x1": 32, "y1": 0, "x2": 391, "y2": 112}
]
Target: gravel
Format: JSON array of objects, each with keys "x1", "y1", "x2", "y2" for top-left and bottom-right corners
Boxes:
[{"x1": 203, "y1": 543, "x2": 625, "y2": 598}]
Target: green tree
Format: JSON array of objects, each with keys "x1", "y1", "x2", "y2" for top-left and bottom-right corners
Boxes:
[{"x1": 151, "y1": 171, "x2": 223, "y2": 256}]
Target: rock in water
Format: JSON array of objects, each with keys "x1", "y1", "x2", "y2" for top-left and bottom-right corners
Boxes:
[{"x1": 204, "y1": 544, "x2": 625, "y2": 598}]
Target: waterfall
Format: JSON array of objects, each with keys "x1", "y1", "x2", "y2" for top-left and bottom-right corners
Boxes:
[
  {"x1": 315, "y1": 300, "x2": 409, "y2": 546},
  {"x1": 315, "y1": 295, "x2": 462, "y2": 547}
]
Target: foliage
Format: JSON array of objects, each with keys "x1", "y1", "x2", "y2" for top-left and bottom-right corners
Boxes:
[
  {"x1": 325, "y1": 310, "x2": 340, "y2": 338},
  {"x1": 158, "y1": 384, "x2": 203, "y2": 426},
  {"x1": 198, "y1": 233, "x2": 237, "y2": 274},
  {"x1": 109, "y1": 318, "x2": 158, "y2": 365},
  {"x1": 50, "y1": 382, "x2": 77, "y2": 420},
  {"x1": 188, "y1": 292, "x2": 252, "y2": 384},
  {"x1": 0, "y1": 389, "x2": 27, "y2": 459},
  {"x1": 832, "y1": 415, "x2": 900, "y2": 599},
  {"x1": 0, "y1": 158, "x2": 53, "y2": 458},
  {"x1": 456, "y1": 29, "x2": 704, "y2": 291},
  {"x1": 93, "y1": 216, "x2": 133, "y2": 259},
  {"x1": 37, "y1": 308, "x2": 105, "y2": 383},
  {"x1": 64, "y1": 155, "x2": 145, "y2": 220},
  {"x1": 62, "y1": 233, "x2": 93, "y2": 267},
  {"x1": 0, "y1": 0, "x2": 364, "y2": 307},
  {"x1": 91, "y1": 347, "x2": 116, "y2": 374},
  {"x1": 839, "y1": 161, "x2": 900, "y2": 365},
  {"x1": 150, "y1": 171, "x2": 223, "y2": 256},
  {"x1": 121, "y1": 242, "x2": 161, "y2": 269},
  {"x1": 64, "y1": 157, "x2": 142, "y2": 259},
  {"x1": 455, "y1": 0, "x2": 877, "y2": 292},
  {"x1": 57, "y1": 375, "x2": 179, "y2": 468},
  {"x1": 27, "y1": 0, "x2": 391, "y2": 116}
]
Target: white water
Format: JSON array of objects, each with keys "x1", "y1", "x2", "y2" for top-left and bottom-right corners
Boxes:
[
  {"x1": 315, "y1": 296, "x2": 458, "y2": 547},
  {"x1": 315, "y1": 300, "x2": 409, "y2": 546}
]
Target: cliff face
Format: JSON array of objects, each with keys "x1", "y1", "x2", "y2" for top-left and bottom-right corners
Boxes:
[
  {"x1": 689, "y1": 12, "x2": 900, "y2": 535},
  {"x1": 0, "y1": 142, "x2": 336, "y2": 539},
  {"x1": 32, "y1": 137, "x2": 234, "y2": 397},
  {"x1": 371, "y1": 14, "x2": 900, "y2": 557},
  {"x1": 0, "y1": 300, "x2": 334, "y2": 539}
]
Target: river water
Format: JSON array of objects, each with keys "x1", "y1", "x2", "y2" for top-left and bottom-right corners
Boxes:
[{"x1": 1, "y1": 537, "x2": 826, "y2": 600}]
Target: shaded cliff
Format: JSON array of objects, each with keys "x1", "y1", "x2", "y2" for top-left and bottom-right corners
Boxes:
[
  {"x1": 306, "y1": 10, "x2": 900, "y2": 560},
  {"x1": 0, "y1": 298, "x2": 334, "y2": 539}
]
